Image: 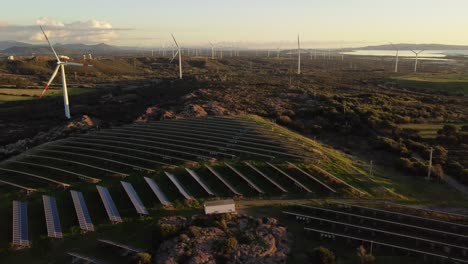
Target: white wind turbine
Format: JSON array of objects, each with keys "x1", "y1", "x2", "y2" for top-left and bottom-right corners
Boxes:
[
  {"x1": 209, "y1": 42, "x2": 215, "y2": 59},
  {"x1": 39, "y1": 26, "x2": 92, "y2": 119},
  {"x1": 297, "y1": 34, "x2": 301, "y2": 74},
  {"x1": 170, "y1": 34, "x2": 182, "y2": 79},
  {"x1": 390, "y1": 43, "x2": 399, "y2": 73},
  {"x1": 410, "y1": 49, "x2": 424, "y2": 73}
]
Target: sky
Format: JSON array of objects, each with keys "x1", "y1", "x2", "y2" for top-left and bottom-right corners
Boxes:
[{"x1": 1, "y1": 0, "x2": 468, "y2": 48}]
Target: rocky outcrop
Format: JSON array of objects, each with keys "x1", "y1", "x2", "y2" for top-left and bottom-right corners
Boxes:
[{"x1": 155, "y1": 215, "x2": 291, "y2": 264}]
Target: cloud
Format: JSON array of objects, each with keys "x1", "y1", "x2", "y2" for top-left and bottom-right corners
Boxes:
[{"x1": 0, "y1": 17, "x2": 132, "y2": 44}]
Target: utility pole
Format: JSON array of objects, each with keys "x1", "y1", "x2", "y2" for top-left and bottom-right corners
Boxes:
[{"x1": 426, "y1": 147, "x2": 433, "y2": 180}]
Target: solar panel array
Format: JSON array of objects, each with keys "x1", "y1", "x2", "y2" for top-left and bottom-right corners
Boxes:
[
  {"x1": 284, "y1": 204, "x2": 468, "y2": 263},
  {"x1": 96, "y1": 185, "x2": 122, "y2": 223},
  {"x1": 164, "y1": 171, "x2": 195, "y2": 200},
  {"x1": 144, "y1": 177, "x2": 172, "y2": 206},
  {"x1": 121, "y1": 181, "x2": 149, "y2": 215},
  {"x1": 43, "y1": 195, "x2": 63, "y2": 238},
  {"x1": 225, "y1": 163, "x2": 264, "y2": 194},
  {"x1": 70, "y1": 190, "x2": 95, "y2": 232},
  {"x1": 12, "y1": 201, "x2": 29, "y2": 247}
]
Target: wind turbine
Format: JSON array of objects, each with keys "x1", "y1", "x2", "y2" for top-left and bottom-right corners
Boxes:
[
  {"x1": 209, "y1": 42, "x2": 215, "y2": 59},
  {"x1": 170, "y1": 34, "x2": 182, "y2": 79},
  {"x1": 39, "y1": 26, "x2": 92, "y2": 119},
  {"x1": 390, "y1": 43, "x2": 399, "y2": 73},
  {"x1": 297, "y1": 34, "x2": 301, "y2": 74},
  {"x1": 410, "y1": 49, "x2": 424, "y2": 72}
]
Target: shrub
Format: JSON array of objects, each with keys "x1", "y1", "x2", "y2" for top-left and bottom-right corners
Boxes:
[
  {"x1": 309, "y1": 246, "x2": 336, "y2": 264},
  {"x1": 278, "y1": 115, "x2": 292, "y2": 126},
  {"x1": 221, "y1": 237, "x2": 238, "y2": 254},
  {"x1": 135, "y1": 252, "x2": 152, "y2": 264}
]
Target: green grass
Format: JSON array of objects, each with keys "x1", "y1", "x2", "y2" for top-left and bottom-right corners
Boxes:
[
  {"x1": 399, "y1": 123, "x2": 468, "y2": 139},
  {"x1": 391, "y1": 73, "x2": 468, "y2": 95},
  {"x1": 0, "y1": 88, "x2": 96, "y2": 102}
]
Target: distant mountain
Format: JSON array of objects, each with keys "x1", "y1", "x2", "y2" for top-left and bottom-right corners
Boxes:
[
  {"x1": 1, "y1": 42, "x2": 123, "y2": 55},
  {"x1": 0, "y1": 41, "x2": 34, "y2": 50},
  {"x1": 359, "y1": 43, "x2": 468, "y2": 50}
]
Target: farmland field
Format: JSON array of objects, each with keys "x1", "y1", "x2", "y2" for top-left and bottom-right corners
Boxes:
[
  {"x1": 0, "y1": 87, "x2": 97, "y2": 102},
  {"x1": 391, "y1": 73, "x2": 468, "y2": 95},
  {"x1": 399, "y1": 122, "x2": 468, "y2": 138}
]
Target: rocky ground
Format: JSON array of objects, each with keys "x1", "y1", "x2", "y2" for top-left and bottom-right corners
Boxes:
[{"x1": 155, "y1": 215, "x2": 291, "y2": 264}]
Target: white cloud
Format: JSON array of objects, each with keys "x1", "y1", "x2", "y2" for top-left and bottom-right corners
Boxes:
[{"x1": 0, "y1": 17, "x2": 132, "y2": 44}]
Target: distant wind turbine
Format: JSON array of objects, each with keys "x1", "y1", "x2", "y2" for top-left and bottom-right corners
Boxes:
[
  {"x1": 297, "y1": 34, "x2": 301, "y2": 74},
  {"x1": 410, "y1": 49, "x2": 424, "y2": 73},
  {"x1": 209, "y1": 42, "x2": 215, "y2": 59},
  {"x1": 390, "y1": 43, "x2": 399, "y2": 73},
  {"x1": 170, "y1": 34, "x2": 182, "y2": 79},
  {"x1": 39, "y1": 26, "x2": 92, "y2": 119}
]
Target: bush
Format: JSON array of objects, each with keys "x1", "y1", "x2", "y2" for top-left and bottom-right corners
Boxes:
[
  {"x1": 135, "y1": 252, "x2": 152, "y2": 264},
  {"x1": 155, "y1": 223, "x2": 181, "y2": 239},
  {"x1": 309, "y1": 246, "x2": 336, "y2": 264},
  {"x1": 220, "y1": 237, "x2": 238, "y2": 254},
  {"x1": 277, "y1": 115, "x2": 292, "y2": 126}
]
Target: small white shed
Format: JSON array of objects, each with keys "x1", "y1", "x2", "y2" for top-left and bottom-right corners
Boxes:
[
  {"x1": 204, "y1": 199, "x2": 236, "y2": 215},
  {"x1": 7, "y1": 55, "x2": 14, "y2": 61}
]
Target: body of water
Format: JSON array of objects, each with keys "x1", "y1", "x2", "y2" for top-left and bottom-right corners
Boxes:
[{"x1": 341, "y1": 50, "x2": 468, "y2": 58}]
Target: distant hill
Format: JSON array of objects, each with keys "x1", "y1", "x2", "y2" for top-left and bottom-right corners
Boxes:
[
  {"x1": 0, "y1": 41, "x2": 34, "y2": 50},
  {"x1": 359, "y1": 43, "x2": 468, "y2": 50},
  {"x1": 1, "y1": 42, "x2": 124, "y2": 55}
]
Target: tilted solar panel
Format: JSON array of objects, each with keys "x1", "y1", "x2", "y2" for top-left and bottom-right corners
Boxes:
[
  {"x1": 12, "y1": 200, "x2": 30, "y2": 247},
  {"x1": 70, "y1": 190, "x2": 95, "y2": 232},
  {"x1": 185, "y1": 168, "x2": 215, "y2": 196},
  {"x1": 121, "y1": 181, "x2": 149, "y2": 215},
  {"x1": 164, "y1": 171, "x2": 194, "y2": 200},
  {"x1": 43, "y1": 195, "x2": 63, "y2": 238},
  {"x1": 96, "y1": 185, "x2": 122, "y2": 223},
  {"x1": 143, "y1": 177, "x2": 172, "y2": 206}
]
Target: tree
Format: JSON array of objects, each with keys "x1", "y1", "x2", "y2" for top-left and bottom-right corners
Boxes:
[
  {"x1": 357, "y1": 245, "x2": 375, "y2": 264},
  {"x1": 309, "y1": 246, "x2": 336, "y2": 264}
]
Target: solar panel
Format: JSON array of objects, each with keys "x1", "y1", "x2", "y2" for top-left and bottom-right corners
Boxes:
[
  {"x1": 70, "y1": 190, "x2": 95, "y2": 232},
  {"x1": 164, "y1": 171, "x2": 195, "y2": 200},
  {"x1": 244, "y1": 162, "x2": 287, "y2": 193},
  {"x1": 143, "y1": 177, "x2": 172, "y2": 206},
  {"x1": 42, "y1": 195, "x2": 63, "y2": 238},
  {"x1": 0, "y1": 179, "x2": 36, "y2": 193},
  {"x1": 12, "y1": 200, "x2": 30, "y2": 247},
  {"x1": 185, "y1": 168, "x2": 215, "y2": 196},
  {"x1": 96, "y1": 185, "x2": 122, "y2": 223},
  {"x1": 205, "y1": 165, "x2": 242, "y2": 196},
  {"x1": 121, "y1": 181, "x2": 149, "y2": 215},
  {"x1": 266, "y1": 162, "x2": 312, "y2": 193},
  {"x1": 286, "y1": 162, "x2": 336, "y2": 193},
  {"x1": 68, "y1": 252, "x2": 109, "y2": 264},
  {"x1": 224, "y1": 163, "x2": 264, "y2": 194}
]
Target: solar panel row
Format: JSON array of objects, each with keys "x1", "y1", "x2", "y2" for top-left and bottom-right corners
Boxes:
[
  {"x1": 144, "y1": 177, "x2": 172, "y2": 206},
  {"x1": 121, "y1": 181, "x2": 149, "y2": 215},
  {"x1": 43, "y1": 195, "x2": 63, "y2": 238},
  {"x1": 164, "y1": 171, "x2": 195, "y2": 200},
  {"x1": 71, "y1": 190, "x2": 95, "y2": 232},
  {"x1": 12, "y1": 200, "x2": 29, "y2": 247},
  {"x1": 96, "y1": 185, "x2": 123, "y2": 223}
]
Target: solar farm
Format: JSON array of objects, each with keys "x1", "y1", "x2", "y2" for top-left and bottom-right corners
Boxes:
[
  {"x1": 0, "y1": 116, "x2": 365, "y2": 254},
  {"x1": 1, "y1": 115, "x2": 467, "y2": 263}
]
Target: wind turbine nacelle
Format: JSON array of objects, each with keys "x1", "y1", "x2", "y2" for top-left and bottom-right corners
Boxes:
[{"x1": 59, "y1": 55, "x2": 70, "y2": 61}]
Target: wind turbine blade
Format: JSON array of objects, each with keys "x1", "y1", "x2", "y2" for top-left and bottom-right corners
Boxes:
[
  {"x1": 62, "y1": 62, "x2": 93, "y2": 67},
  {"x1": 39, "y1": 26, "x2": 61, "y2": 62},
  {"x1": 40, "y1": 65, "x2": 60, "y2": 98},
  {"x1": 170, "y1": 50, "x2": 179, "y2": 63},
  {"x1": 171, "y1": 34, "x2": 179, "y2": 48}
]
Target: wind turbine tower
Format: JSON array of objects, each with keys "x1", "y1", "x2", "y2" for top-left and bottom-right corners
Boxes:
[
  {"x1": 170, "y1": 34, "x2": 182, "y2": 79},
  {"x1": 297, "y1": 34, "x2": 301, "y2": 74},
  {"x1": 411, "y1": 49, "x2": 424, "y2": 73}
]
